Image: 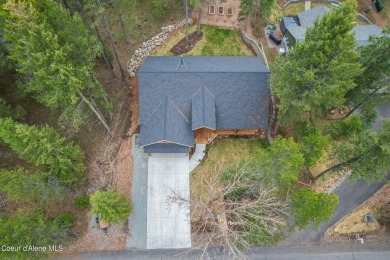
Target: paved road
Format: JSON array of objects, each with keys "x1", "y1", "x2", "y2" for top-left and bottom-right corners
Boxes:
[
  {"x1": 282, "y1": 102, "x2": 390, "y2": 245},
  {"x1": 79, "y1": 241, "x2": 390, "y2": 259}
]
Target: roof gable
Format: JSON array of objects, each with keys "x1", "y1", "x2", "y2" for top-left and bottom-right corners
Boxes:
[
  {"x1": 297, "y1": 6, "x2": 330, "y2": 27},
  {"x1": 192, "y1": 86, "x2": 216, "y2": 130},
  {"x1": 139, "y1": 98, "x2": 194, "y2": 147}
]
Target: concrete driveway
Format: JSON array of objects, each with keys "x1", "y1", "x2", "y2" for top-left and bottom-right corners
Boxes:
[{"x1": 146, "y1": 153, "x2": 191, "y2": 249}]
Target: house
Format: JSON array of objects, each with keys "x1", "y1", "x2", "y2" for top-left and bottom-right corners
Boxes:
[
  {"x1": 138, "y1": 56, "x2": 270, "y2": 153},
  {"x1": 280, "y1": 6, "x2": 383, "y2": 50}
]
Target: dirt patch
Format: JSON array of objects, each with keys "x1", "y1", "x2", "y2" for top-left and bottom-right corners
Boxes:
[
  {"x1": 328, "y1": 184, "x2": 390, "y2": 238},
  {"x1": 171, "y1": 31, "x2": 204, "y2": 55}
]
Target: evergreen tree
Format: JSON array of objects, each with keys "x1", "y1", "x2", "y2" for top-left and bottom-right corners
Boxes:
[
  {"x1": 0, "y1": 117, "x2": 85, "y2": 185},
  {"x1": 315, "y1": 119, "x2": 390, "y2": 182},
  {"x1": 271, "y1": 0, "x2": 362, "y2": 126},
  {"x1": 346, "y1": 26, "x2": 390, "y2": 117},
  {"x1": 0, "y1": 212, "x2": 69, "y2": 259},
  {"x1": 0, "y1": 98, "x2": 26, "y2": 120},
  {"x1": 301, "y1": 129, "x2": 331, "y2": 168},
  {"x1": 90, "y1": 190, "x2": 132, "y2": 224},
  {"x1": 1, "y1": 0, "x2": 111, "y2": 131},
  {"x1": 257, "y1": 137, "x2": 304, "y2": 193},
  {"x1": 292, "y1": 189, "x2": 338, "y2": 229},
  {"x1": 0, "y1": 168, "x2": 67, "y2": 206}
]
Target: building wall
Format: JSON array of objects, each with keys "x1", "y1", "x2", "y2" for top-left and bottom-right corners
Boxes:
[{"x1": 198, "y1": 0, "x2": 242, "y2": 28}]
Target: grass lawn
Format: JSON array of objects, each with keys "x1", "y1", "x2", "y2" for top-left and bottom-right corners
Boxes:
[
  {"x1": 190, "y1": 139, "x2": 267, "y2": 221},
  {"x1": 153, "y1": 25, "x2": 253, "y2": 56},
  {"x1": 283, "y1": 3, "x2": 305, "y2": 16}
]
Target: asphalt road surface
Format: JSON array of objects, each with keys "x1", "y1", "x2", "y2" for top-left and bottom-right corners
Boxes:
[{"x1": 282, "y1": 102, "x2": 390, "y2": 245}]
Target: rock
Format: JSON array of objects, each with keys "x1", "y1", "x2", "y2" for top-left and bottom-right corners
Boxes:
[{"x1": 130, "y1": 72, "x2": 135, "y2": 77}]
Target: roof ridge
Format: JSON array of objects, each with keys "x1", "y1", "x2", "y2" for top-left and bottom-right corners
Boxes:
[
  {"x1": 144, "y1": 101, "x2": 164, "y2": 124},
  {"x1": 163, "y1": 97, "x2": 168, "y2": 140},
  {"x1": 204, "y1": 85, "x2": 215, "y2": 99},
  {"x1": 169, "y1": 99, "x2": 190, "y2": 123}
]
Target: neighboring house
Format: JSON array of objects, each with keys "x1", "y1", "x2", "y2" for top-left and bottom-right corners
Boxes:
[
  {"x1": 138, "y1": 56, "x2": 270, "y2": 153},
  {"x1": 280, "y1": 6, "x2": 382, "y2": 50}
]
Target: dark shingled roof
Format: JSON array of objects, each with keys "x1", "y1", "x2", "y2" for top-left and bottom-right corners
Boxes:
[
  {"x1": 139, "y1": 97, "x2": 194, "y2": 147},
  {"x1": 138, "y1": 56, "x2": 270, "y2": 153},
  {"x1": 297, "y1": 6, "x2": 330, "y2": 27},
  {"x1": 283, "y1": 6, "x2": 383, "y2": 48},
  {"x1": 192, "y1": 86, "x2": 216, "y2": 130},
  {"x1": 144, "y1": 143, "x2": 189, "y2": 153},
  {"x1": 353, "y1": 25, "x2": 382, "y2": 47}
]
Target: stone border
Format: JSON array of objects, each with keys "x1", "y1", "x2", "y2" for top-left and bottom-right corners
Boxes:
[
  {"x1": 281, "y1": 0, "x2": 373, "y2": 25},
  {"x1": 127, "y1": 18, "x2": 193, "y2": 77}
]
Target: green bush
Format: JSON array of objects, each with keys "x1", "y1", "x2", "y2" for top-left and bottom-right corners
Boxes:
[
  {"x1": 292, "y1": 189, "x2": 338, "y2": 230},
  {"x1": 55, "y1": 212, "x2": 75, "y2": 228},
  {"x1": 75, "y1": 194, "x2": 90, "y2": 210},
  {"x1": 90, "y1": 190, "x2": 133, "y2": 224}
]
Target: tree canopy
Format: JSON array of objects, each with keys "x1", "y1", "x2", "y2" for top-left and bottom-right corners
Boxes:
[
  {"x1": 271, "y1": 0, "x2": 362, "y2": 123},
  {"x1": 0, "y1": 117, "x2": 85, "y2": 185},
  {"x1": 257, "y1": 137, "x2": 304, "y2": 193},
  {"x1": 1, "y1": 0, "x2": 111, "y2": 130},
  {"x1": 332, "y1": 119, "x2": 390, "y2": 181},
  {"x1": 292, "y1": 189, "x2": 338, "y2": 230}
]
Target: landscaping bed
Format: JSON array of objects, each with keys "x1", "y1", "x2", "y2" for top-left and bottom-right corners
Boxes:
[
  {"x1": 171, "y1": 31, "x2": 203, "y2": 55},
  {"x1": 328, "y1": 184, "x2": 390, "y2": 238},
  {"x1": 153, "y1": 25, "x2": 253, "y2": 56}
]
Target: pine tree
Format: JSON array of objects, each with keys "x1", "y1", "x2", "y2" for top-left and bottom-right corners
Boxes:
[
  {"x1": 314, "y1": 119, "x2": 390, "y2": 182},
  {"x1": 0, "y1": 167, "x2": 67, "y2": 206},
  {"x1": 345, "y1": 26, "x2": 390, "y2": 117},
  {"x1": 90, "y1": 190, "x2": 133, "y2": 224},
  {"x1": 0, "y1": 117, "x2": 85, "y2": 185},
  {"x1": 2, "y1": 0, "x2": 111, "y2": 131},
  {"x1": 271, "y1": 0, "x2": 362, "y2": 126}
]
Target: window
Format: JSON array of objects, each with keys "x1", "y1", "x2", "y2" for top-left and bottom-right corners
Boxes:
[
  {"x1": 227, "y1": 7, "x2": 233, "y2": 16},
  {"x1": 209, "y1": 5, "x2": 215, "y2": 14},
  {"x1": 218, "y1": 6, "x2": 224, "y2": 15}
]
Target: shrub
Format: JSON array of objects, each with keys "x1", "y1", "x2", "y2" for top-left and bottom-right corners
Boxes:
[
  {"x1": 90, "y1": 190, "x2": 133, "y2": 224},
  {"x1": 75, "y1": 194, "x2": 90, "y2": 210},
  {"x1": 54, "y1": 212, "x2": 75, "y2": 228}
]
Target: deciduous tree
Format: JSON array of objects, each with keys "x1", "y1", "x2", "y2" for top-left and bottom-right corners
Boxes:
[
  {"x1": 292, "y1": 189, "x2": 338, "y2": 229},
  {"x1": 257, "y1": 137, "x2": 304, "y2": 193}
]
